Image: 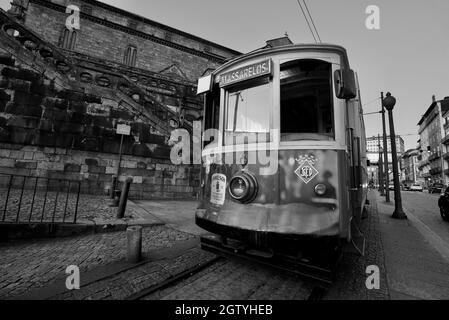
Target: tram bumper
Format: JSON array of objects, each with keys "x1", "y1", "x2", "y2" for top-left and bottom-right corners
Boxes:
[{"x1": 196, "y1": 201, "x2": 339, "y2": 238}]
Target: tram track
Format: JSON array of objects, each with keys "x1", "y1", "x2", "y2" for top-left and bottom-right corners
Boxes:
[
  {"x1": 23, "y1": 235, "x2": 331, "y2": 301},
  {"x1": 125, "y1": 256, "x2": 223, "y2": 300},
  {"x1": 125, "y1": 249, "x2": 330, "y2": 301}
]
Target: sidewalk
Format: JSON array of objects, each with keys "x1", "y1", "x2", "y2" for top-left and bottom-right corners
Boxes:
[
  {"x1": 375, "y1": 191, "x2": 449, "y2": 299},
  {"x1": 132, "y1": 200, "x2": 206, "y2": 236}
]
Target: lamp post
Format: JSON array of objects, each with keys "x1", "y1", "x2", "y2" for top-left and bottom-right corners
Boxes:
[
  {"x1": 381, "y1": 92, "x2": 390, "y2": 202},
  {"x1": 384, "y1": 92, "x2": 407, "y2": 219}
]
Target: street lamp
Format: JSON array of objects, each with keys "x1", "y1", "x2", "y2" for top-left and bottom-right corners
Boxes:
[{"x1": 383, "y1": 92, "x2": 407, "y2": 219}]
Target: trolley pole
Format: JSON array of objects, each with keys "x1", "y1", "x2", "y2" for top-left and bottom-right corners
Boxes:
[
  {"x1": 384, "y1": 92, "x2": 407, "y2": 220},
  {"x1": 381, "y1": 92, "x2": 390, "y2": 202}
]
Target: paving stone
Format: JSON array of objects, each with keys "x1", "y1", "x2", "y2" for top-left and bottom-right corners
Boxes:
[{"x1": 0, "y1": 225, "x2": 195, "y2": 299}]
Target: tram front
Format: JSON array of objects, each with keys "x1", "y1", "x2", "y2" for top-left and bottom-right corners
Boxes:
[{"x1": 195, "y1": 44, "x2": 359, "y2": 250}]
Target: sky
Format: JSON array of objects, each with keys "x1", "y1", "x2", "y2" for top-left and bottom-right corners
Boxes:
[{"x1": 1, "y1": 0, "x2": 448, "y2": 150}]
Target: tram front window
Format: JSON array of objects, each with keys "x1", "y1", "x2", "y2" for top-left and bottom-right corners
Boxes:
[
  {"x1": 225, "y1": 80, "x2": 271, "y2": 134},
  {"x1": 280, "y1": 59, "x2": 334, "y2": 141}
]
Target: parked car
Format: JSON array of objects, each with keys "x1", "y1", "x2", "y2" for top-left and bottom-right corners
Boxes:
[
  {"x1": 437, "y1": 187, "x2": 449, "y2": 221},
  {"x1": 410, "y1": 184, "x2": 423, "y2": 192},
  {"x1": 389, "y1": 183, "x2": 395, "y2": 190},
  {"x1": 429, "y1": 183, "x2": 445, "y2": 194}
]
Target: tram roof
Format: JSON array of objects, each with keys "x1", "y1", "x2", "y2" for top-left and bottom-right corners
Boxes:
[{"x1": 215, "y1": 43, "x2": 351, "y2": 75}]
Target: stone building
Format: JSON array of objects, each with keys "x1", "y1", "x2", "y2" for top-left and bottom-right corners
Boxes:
[
  {"x1": 417, "y1": 96, "x2": 449, "y2": 187},
  {"x1": 366, "y1": 135, "x2": 405, "y2": 164},
  {"x1": 0, "y1": 0, "x2": 240, "y2": 199},
  {"x1": 366, "y1": 135, "x2": 404, "y2": 183},
  {"x1": 401, "y1": 149, "x2": 420, "y2": 186}
]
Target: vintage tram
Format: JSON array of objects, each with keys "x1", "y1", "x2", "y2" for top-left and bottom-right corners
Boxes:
[{"x1": 195, "y1": 43, "x2": 368, "y2": 279}]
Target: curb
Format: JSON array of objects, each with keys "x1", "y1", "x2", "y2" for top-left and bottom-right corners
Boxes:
[{"x1": 0, "y1": 219, "x2": 164, "y2": 241}]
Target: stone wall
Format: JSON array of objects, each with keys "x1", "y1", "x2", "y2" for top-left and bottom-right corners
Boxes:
[
  {"x1": 0, "y1": 143, "x2": 199, "y2": 199},
  {"x1": 0, "y1": 55, "x2": 200, "y2": 199}
]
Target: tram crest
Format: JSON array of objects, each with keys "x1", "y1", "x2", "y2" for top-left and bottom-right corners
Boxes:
[{"x1": 294, "y1": 155, "x2": 319, "y2": 184}]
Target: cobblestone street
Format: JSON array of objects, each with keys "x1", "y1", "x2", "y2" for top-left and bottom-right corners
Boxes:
[{"x1": 0, "y1": 225, "x2": 194, "y2": 299}]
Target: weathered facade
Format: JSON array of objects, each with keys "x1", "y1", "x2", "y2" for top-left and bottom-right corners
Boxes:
[
  {"x1": 0, "y1": 0, "x2": 240, "y2": 198},
  {"x1": 417, "y1": 96, "x2": 449, "y2": 186},
  {"x1": 401, "y1": 149, "x2": 420, "y2": 186}
]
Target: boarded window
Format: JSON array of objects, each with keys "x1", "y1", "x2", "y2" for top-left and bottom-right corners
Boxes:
[
  {"x1": 124, "y1": 45, "x2": 137, "y2": 67},
  {"x1": 62, "y1": 29, "x2": 77, "y2": 50}
]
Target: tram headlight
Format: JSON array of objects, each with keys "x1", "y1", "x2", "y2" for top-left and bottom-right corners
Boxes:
[
  {"x1": 314, "y1": 184, "x2": 327, "y2": 196},
  {"x1": 228, "y1": 172, "x2": 258, "y2": 203}
]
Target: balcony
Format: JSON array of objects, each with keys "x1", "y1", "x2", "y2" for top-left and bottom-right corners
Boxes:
[
  {"x1": 418, "y1": 161, "x2": 430, "y2": 170},
  {"x1": 444, "y1": 121, "x2": 449, "y2": 131},
  {"x1": 430, "y1": 167, "x2": 442, "y2": 175},
  {"x1": 442, "y1": 134, "x2": 449, "y2": 145},
  {"x1": 429, "y1": 153, "x2": 441, "y2": 162},
  {"x1": 444, "y1": 152, "x2": 449, "y2": 161}
]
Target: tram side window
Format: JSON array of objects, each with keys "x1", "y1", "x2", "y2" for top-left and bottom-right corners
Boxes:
[
  {"x1": 203, "y1": 83, "x2": 220, "y2": 147},
  {"x1": 280, "y1": 59, "x2": 334, "y2": 141}
]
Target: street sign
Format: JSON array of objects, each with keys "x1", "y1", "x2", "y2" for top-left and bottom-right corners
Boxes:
[{"x1": 116, "y1": 124, "x2": 131, "y2": 136}]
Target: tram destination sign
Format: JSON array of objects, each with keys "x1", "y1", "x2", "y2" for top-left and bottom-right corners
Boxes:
[{"x1": 219, "y1": 59, "x2": 272, "y2": 87}]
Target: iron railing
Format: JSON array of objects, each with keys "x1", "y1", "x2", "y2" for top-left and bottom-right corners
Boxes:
[{"x1": 0, "y1": 174, "x2": 81, "y2": 224}]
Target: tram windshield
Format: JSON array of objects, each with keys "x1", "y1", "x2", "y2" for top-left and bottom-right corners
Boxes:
[
  {"x1": 225, "y1": 78, "x2": 271, "y2": 134},
  {"x1": 280, "y1": 59, "x2": 334, "y2": 141}
]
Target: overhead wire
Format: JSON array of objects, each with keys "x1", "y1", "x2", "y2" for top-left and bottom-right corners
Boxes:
[
  {"x1": 303, "y1": 0, "x2": 321, "y2": 43},
  {"x1": 362, "y1": 97, "x2": 381, "y2": 108},
  {"x1": 296, "y1": 0, "x2": 317, "y2": 43}
]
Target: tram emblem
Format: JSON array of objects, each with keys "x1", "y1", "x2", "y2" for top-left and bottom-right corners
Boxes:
[{"x1": 294, "y1": 155, "x2": 319, "y2": 184}]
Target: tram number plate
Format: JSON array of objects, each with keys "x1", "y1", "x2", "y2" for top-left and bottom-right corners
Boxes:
[{"x1": 210, "y1": 174, "x2": 226, "y2": 206}]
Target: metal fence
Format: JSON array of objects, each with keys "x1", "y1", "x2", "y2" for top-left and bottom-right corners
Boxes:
[{"x1": 0, "y1": 174, "x2": 81, "y2": 224}]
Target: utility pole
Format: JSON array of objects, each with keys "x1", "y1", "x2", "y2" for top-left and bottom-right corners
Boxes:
[
  {"x1": 381, "y1": 92, "x2": 390, "y2": 202},
  {"x1": 378, "y1": 134, "x2": 384, "y2": 194}
]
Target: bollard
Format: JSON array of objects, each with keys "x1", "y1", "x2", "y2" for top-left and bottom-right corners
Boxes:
[
  {"x1": 110, "y1": 176, "x2": 117, "y2": 199},
  {"x1": 117, "y1": 177, "x2": 133, "y2": 219},
  {"x1": 126, "y1": 226, "x2": 142, "y2": 263}
]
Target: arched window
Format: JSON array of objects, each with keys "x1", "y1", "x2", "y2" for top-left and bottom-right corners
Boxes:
[
  {"x1": 124, "y1": 45, "x2": 137, "y2": 67},
  {"x1": 62, "y1": 29, "x2": 77, "y2": 50}
]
